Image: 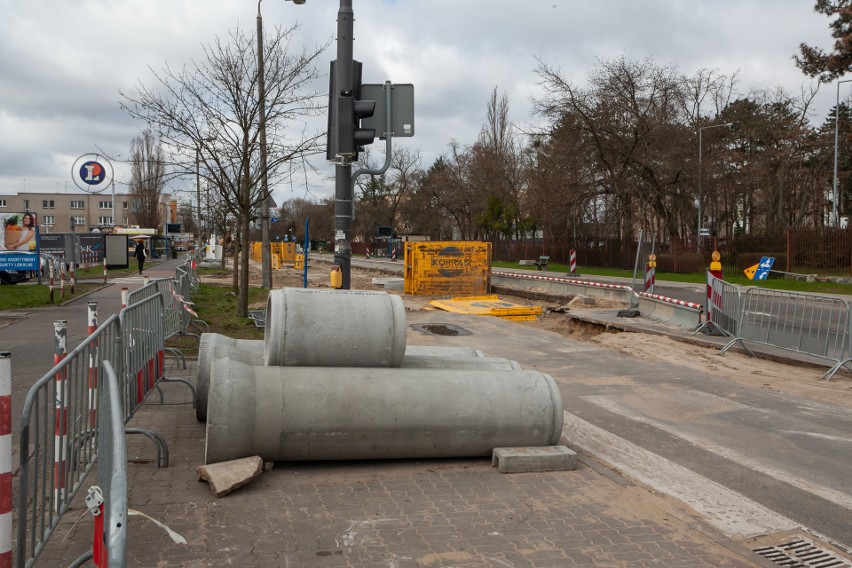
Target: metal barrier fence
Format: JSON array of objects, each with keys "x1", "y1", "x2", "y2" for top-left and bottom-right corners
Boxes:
[
  {"x1": 695, "y1": 273, "x2": 743, "y2": 337},
  {"x1": 720, "y1": 288, "x2": 852, "y2": 380},
  {"x1": 87, "y1": 360, "x2": 128, "y2": 567},
  {"x1": 16, "y1": 292, "x2": 194, "y2": 567},
  {"x1": 16, "y1": 315, "x2": 122, "y2": 568}
]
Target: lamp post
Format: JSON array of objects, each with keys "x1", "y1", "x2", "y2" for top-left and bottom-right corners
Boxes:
[
  {"x1": 697, "y1": 122, "x2": 733, "y2": 252},
  {"x1": 257, "y1": 0, "x2": 305, "y2": 289},
  {"x1": 833, "y1": 79, "x2": 852, "y2": 227}
]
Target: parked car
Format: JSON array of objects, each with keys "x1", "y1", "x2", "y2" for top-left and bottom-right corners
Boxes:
[{"x1": 0, "y1": 269, "x2": 29, "y2": 285}]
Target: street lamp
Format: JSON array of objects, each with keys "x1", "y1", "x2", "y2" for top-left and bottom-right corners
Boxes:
[
  {"x1": 832, "y1": 79, "x2": 852, "y2": 227},
  {"x1": 697, "y1": 122, "x2": 733, "y2": 252},
  {"x1": 257, "y1": 0, "x2": 305, "y2": 289}
]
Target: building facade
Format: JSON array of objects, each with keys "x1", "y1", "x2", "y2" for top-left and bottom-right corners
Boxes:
[{"x1": 0, "y1": 191, "x2": 171, "y2": 233}]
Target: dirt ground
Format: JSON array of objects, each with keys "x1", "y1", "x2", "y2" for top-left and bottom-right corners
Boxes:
[{"x1": 214, "y1": 258, "x2": 852, "y2": 410}]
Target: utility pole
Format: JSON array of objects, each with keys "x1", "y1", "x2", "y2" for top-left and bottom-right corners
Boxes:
[
  {"x1": 257, "y1": 1, "x2": 272, "y2": 289},
  {"x1": 334, "y1": 0, "x2": 354, "y2": 289}
]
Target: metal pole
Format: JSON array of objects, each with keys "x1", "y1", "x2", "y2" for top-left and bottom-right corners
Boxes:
[
  {"x1": 334, "y1": 0, "x2": 354, "y2": 289},
  {"x1": 196, "y1": 147, "x2": 202, "y2": 244},
  {"x1": 698, "y1": 129, "x2": 703, "y2": 253},
  {"x1": 833, "y1": 80, "x2": 852, "y2": 227},
  {"x1": 258, "y1": 1, "x2": 272, "y2": 289},
  {"x1": 697, "y1": 122, "x2": 733, "y2": 252}
]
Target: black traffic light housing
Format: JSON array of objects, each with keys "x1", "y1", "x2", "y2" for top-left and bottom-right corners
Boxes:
[{"x1": 326, "y1": 60, "x2": 377, "y2": 160}]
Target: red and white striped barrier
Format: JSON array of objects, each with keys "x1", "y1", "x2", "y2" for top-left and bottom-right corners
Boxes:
[
  {"x1": 53, "y1": 320, "x2": 68, "y2": 510},
  {"x1": 87, "y1": 303, "x2": 99, "y2": 432},
  {"x1": 639, "y1": 292, "x2": 703, "y2": 310},
  {"x1": 568, "y1": 249, "x2": 577, "y2": 274},
  {"x1": 0, "y1": 352, "x2": 11, "y2": 568},
  {"x1": 644, "y1": 263, "x2": 656, "y2": 293},
  {"x1": 120, "y1": 288, "x2": 129, "y2": 309}
]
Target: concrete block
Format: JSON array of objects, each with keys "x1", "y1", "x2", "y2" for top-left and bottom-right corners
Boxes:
[
  {"x1": 492, "y1": 445, "x2": 577, "y2": 474},
  {"x1": 196, "y1": 455, "x2": 263, "y2": 497}
]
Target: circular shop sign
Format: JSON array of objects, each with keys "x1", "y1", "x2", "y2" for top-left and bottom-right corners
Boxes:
[{"x1": 71, "y1": 153, "x2": 114, "y2": 193}]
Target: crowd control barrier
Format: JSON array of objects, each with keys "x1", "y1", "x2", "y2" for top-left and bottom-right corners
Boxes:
[
  {"x1": 695, "y1": 273, "x2": 743, "y2": 337},
  {"x1": 720, "y1": 288, "x2": 852, "y2": 380},
  {"x1": 17, "y1": 315, "x2": 122, "y2": 567},
  {"x1": 16, "y1": 291, "x2": 195, "y2": 567}
]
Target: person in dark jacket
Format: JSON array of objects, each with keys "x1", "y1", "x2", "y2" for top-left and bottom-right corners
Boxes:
[{"x1": 133, "y1": 240, "x2": 147, "y2": 274}]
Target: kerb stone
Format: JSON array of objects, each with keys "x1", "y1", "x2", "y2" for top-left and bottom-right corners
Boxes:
[{"x1": 492, "y1": 445, "x2": 578, "y2": 473}]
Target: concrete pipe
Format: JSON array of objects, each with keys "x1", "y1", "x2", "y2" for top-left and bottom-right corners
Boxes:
[
  {"x1": 205, "y1": 358, "x2": 563, "y2": 464},
  {"x1": 196, "y1": 338, "x2": 522, "y2": 421},
  {"x1": 264, "y1": 288, "x2": 407, "y2": 367},
  {"x1": 196, "y1": 333, "x2": 263, "y2": 422},
  {"x1": 405, "y1": 345, "x2": 485, "y2": 358}
]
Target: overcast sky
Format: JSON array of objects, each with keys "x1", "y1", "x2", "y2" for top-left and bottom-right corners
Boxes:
[{"x1": 0, "y1": 0, "x2": 837, "y2": 206}]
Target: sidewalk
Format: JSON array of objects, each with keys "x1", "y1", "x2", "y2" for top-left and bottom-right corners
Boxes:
[{"x1": 8, "y1": 266, "x2": 782, "y2": 567}]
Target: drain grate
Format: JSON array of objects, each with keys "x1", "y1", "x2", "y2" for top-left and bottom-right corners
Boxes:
[{"x1": 753, "y1": 538, "x2": 852, "y2": 567}]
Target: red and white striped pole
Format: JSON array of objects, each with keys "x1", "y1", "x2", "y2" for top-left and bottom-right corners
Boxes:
[
  {"x1": 120, "y1": 288, "x2": 129, "y2": 309},
  {"x1": 644, "y1": 254, "x2": 656, "y2": 293},
  {"x1": 0, "y1": 352, "x2": 12, "y2": 568},
  {"x1": 49, "y1": 261, "x2": 55, "y2": 304},
  {"x1": 87, "y1": 302, "x2": 98, "y2": 431},
  {"x1": 53, "y1": 320, "x2": 68, "y2": 510},
  {"x1": 59, "y1": 262, "x2": 66, "y2": 302},
  {"x1": 568, "y1": 249, "x2": 577, "y2": 275},
  {"x1": 103, "y1": 257, "x2": 107, "y2": 285},
  {"x1": 70, "y1": 262, "x2": 76, "y2": 295}
]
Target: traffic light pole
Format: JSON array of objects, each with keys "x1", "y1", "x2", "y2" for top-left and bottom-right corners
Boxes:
[{"x1": 334, "y1": 0, "x2": 354, "y2": 289}]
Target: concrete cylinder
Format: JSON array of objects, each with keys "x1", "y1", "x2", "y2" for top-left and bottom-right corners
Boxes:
[
  {"x1": 405, "y1": 345, "x2": 485, "y2": 358},
  {"x1": 264, "y1": 288, "x2": 407, "y2": 367},
  {"x1": 196, "y1": 337, "x2": 522, "y2": 421},
  {"x1": 205, "y1": 358, "x2": 563, "y2": 464},
  {"x1": 195, "y1": 333, "x2": 264, "y2": 422}
]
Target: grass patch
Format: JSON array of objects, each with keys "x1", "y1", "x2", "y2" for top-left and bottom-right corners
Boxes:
[
  {"x1": 0, "y1": 283, "x2": 104, "y2": 310},
  {"x1": 165, "y1": 282, "x2": 266, "y2": 356}
]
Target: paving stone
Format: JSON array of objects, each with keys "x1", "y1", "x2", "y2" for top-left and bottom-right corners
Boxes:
[{"x1": 492, "y1": 445, "x2": 578, "y2": 473}]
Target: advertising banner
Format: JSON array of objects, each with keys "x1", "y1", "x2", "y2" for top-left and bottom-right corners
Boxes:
[
  {"x1": 2, "y1": 212, "x2": 37, "y2": 251},
  {"x1": 1, "y1": 212, "x2": 39, "y2": 270}
]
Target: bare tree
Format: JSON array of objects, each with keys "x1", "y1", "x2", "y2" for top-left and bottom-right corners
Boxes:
[
  {"x1": 120, "y1": 24, "x2": 328, "y2": 316},
  {"x1": 127, "y1": 128, "x2": 167, "y2": 229}
]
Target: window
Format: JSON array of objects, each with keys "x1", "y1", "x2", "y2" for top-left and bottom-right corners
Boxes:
[
  {"x1": 42, "y1": 200, "x2": 55, "y2": 209},
  {"x1": 24, "y1": 200, "x2": 29, "y2": 210},
  {"x1": 98, "y1": 216, "x2": 113, "y2": 225},
  {"x1": 99, "y1": 201, "x2": 112, "y2": 209},
  {"x1": 70, "y1": 200, "x2": 84, "y2": 209},
  {"x1": 42, "y1": 215, "x2": 55, "y2": 226},
  {"x1": 0, "y1": 199, "x2": 6, "y2": 207},
  {"x1": 71, "y1": 216, "x2": 86, "y2": 227},
  {"x1": 123, "y1": 201, "x2": 128, "y2": 209}
]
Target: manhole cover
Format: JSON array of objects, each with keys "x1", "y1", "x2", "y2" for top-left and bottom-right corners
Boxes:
[
  {"x1": 753, "y1": 538, "x2": 852, "y2": 567},
  {"x1": 410, "y1": 323, "x2": 472, "y2": 337}
]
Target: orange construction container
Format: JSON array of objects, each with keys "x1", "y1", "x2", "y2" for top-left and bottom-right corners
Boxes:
[{"x1": 404, "y1": 241, "x2": 491, "y2": 296}]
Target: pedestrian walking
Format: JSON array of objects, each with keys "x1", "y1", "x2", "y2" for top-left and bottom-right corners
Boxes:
[{"x1": 134, "y1": 240, "x2": 147, "y2": 274}]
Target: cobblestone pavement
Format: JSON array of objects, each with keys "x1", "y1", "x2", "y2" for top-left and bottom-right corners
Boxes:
[{"x1": 31, "y1": 362, "x2": 768, "y2": 567}]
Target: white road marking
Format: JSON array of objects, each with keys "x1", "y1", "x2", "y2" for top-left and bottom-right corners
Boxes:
[
  {"x1": 561, "y1": 411, "x2": 798, "y2": 540},
  {"x1": 581, "y1": 394, "x2": 852, "y2": 511}
]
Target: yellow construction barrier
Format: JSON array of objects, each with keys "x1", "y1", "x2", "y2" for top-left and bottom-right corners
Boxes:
[
  {"x1": 294, "y1": 253, "x2": 304, "y2": 270},
  {"x1": 404, "y1": 241, "x2": 491, "y2": 296},
  {"x1": 429, "y1": 295, "x2": 541, "y2": 321}
]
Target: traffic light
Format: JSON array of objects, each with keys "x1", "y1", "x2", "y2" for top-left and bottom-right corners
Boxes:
[{"x1": 326, "y1": 60, "x2": 376, "y2": 160}]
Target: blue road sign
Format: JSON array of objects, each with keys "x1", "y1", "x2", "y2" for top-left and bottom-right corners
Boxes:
[{"x1": 754, "y1": 256, "x2": 775, "y2": 280}]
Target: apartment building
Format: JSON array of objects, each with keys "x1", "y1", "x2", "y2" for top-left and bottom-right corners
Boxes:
[{"x1": 0, "y1": 191, "x2": 171, "y2": 233}]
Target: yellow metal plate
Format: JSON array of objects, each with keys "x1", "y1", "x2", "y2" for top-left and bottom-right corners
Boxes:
[{"x1": 429, "y1": 295, "x2": 541, "y2": 318}]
